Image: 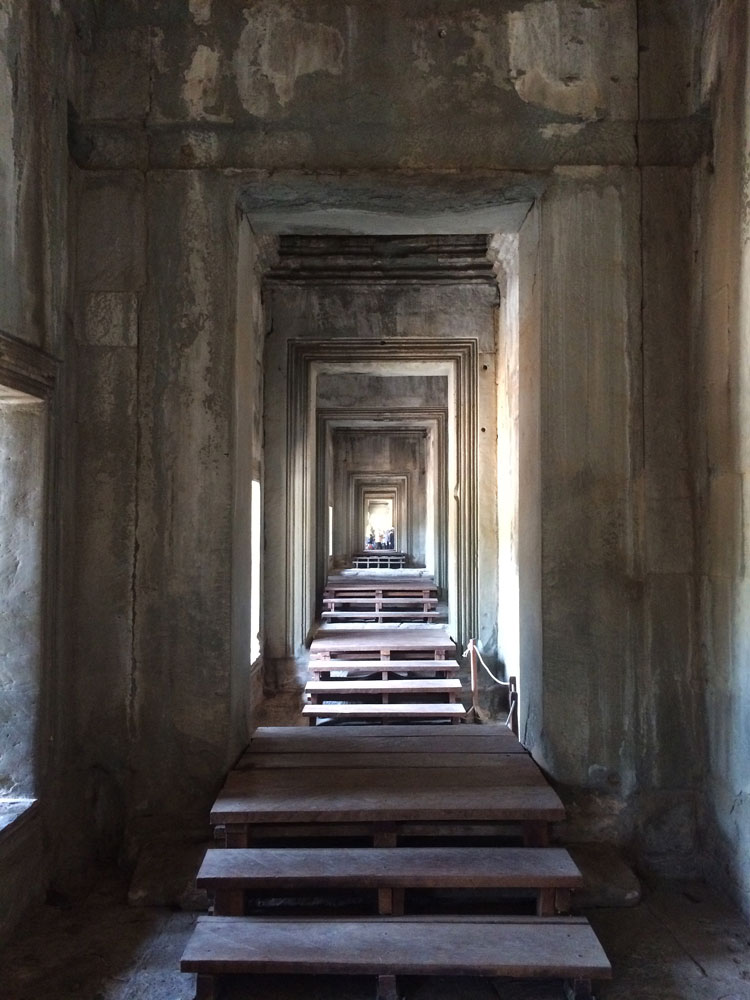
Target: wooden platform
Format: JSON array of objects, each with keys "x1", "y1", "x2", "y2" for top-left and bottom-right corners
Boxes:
[
  {"x1": 310, "y1": 626, "x2": 456, "y2": 660},
  {"x1": 212, "y1": 763, "x2": 564, "y2": 846},
  {"x1": 352, "y1": 552, "x2": 406, "y2": 568},
  {"x1": 322, "y1": 594, "x2": 440, "y2": 624},
  {"x1": 234, "y1": 750, "x2": 538, "y2": 770},
  {"x1": 199, "y1": 845, "x2": 583, "y2": 916},
  {"x1": 321, "y1": 609, "x2": 441, "y2": 622},
  {"x1": 185, "y1": 724, "x2": 611, "y2": 999},
  {"x1": 302, "y1": 702, "x2": 468, "y2": 723},
  {"x1": 243, "y1": 724, "x2": 528, "y2": 755},
  {"x1": 305, "y1": 677, "x2": 462, "y2": 697},
  {"x1": 308, "y1": 658, "x2": 461, "y2": 678},
  {"x1": 324, "y1": 576, "x2": 438, "y2": 599},
  {"x1": 182, "y1": 916, "x2": 611, "y2": 999}
]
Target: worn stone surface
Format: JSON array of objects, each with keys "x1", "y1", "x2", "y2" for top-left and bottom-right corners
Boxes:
[
  {"x1": 3, "y1": 870, "x2": 750, "y2": 1000},
  {"x1": 128, "y1": 169, "x2": 244, "y2": 835},
  {"x1": 568, "y1": 843, "x2": 641, "y2": 909},
  {"x1": 536, "y1": 168, "x2": 643, "y2": 817},
  {"x1": 0, "y1": 401, "x2": 46, "y2": 798},
  {"x1": 76, "y1": 172, "x2": 146, "y2": 291},
  {"x1": 0, "y1": 806, "x2": 45, "y2": 947},
  {"x1": 72, "y1": 343, "x2": 137, "y2": 858},
  {"x1": 694, "y1": 0, "x2": 750, "y2": 920},
  {"x1": 127, "y1": 840, "x2": 210, "y2": 911}
]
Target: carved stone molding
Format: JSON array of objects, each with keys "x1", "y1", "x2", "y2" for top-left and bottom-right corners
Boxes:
[{"x1": 0, "y1": 332, "x2": 59, "y2": 399}]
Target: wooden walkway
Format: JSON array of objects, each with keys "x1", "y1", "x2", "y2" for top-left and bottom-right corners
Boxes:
[
  {"x1": 181, "y1": 724, "x2": 612, "y2": 999},
  {"x1": 307, "y1": 610, "x2": 464, "y2": 723}
]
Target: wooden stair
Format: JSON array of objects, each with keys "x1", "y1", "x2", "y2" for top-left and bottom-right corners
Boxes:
[
  {"x1": 308, "y1": 658, "x2": 460, "y2": 678},
  {"x1": 321, "y1": 609, "x2": 440, "y2": 621},
  {"x1": 302, "y1": 702, "x2": 467, "y2": 722},
  {"x1": 322, "y1": 594, "x2": 439, "y2": 624},
  {"x1": 308, "y1": 618, "x2": 461, "y2": 724},
  {"x1": 183, "y1": 916, "x2": 611, "y2": 1000},
  {"x1": 324, "y1": 576, "x2": 438, "y2": 598},
  {"x1": 198, "y1": 845, "x2": 583, "y2": 916},
  {"x1": 182, "y1": 724, "x2": 612, "y2": 999}
]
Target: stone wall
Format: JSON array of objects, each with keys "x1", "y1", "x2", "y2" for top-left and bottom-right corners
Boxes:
[
  {"x1": 67, "y1": 0, "x2": 707, "y2": 870},
  {"x1": 0, "y1": 0, "x2": 730, "y2": 945},
  {"x1": 0, "y1": 0, "x2": 89, "y2": 944},
  {"x1": 695, "y1": 0, "x2": 750, "y2": 917}
]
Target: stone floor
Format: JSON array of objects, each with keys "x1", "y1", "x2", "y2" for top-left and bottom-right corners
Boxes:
[{"x1": 3, "y1": 867, "x2": 750, "y2": 1000}]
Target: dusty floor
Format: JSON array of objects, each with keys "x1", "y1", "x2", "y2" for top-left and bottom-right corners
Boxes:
[{"x1": 2, "y1": 867, "x2": 750, "y2": 1000}]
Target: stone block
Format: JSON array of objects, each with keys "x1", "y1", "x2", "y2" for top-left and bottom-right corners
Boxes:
[
  {"x1": 73, "y1": 346, "x2": 137, "y2": 764},
  {"x1": 77, "y1": 173, "x2": 146, "y2": 291},
  {"x1": 638, "y1": 0, "x2": 701, "y2": 119},
  {"x1": 86, "y1": 27, "x2": 152, "y2": 121},
  {"x1": 128, "y1": 839, "x2": 210, "y2": 911},
  {"x1": 705, "y1": 471, "x2": 743, "y2": 578},
  {"x1": 641, "y1": 574, "x2": 701, "y2": 789},
  {"x1": 568, "y1": 843, "x2": 641, "y2": 908},
  {"x1": 541, "y1": 170, "x2": 642, "y2": 478},
  {"x1": 81, "y1": 292, "x2": 139, "y2": 347},
  {"x1": 644, "y1": 494, "x2": 693, "y2": 574}
]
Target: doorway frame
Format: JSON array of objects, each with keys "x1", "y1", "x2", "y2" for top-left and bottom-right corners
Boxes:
[{"x1": 286, "y1": 339, "x2": 478, "y2": 655}]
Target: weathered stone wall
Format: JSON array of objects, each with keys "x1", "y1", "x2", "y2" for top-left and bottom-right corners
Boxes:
[
  {"x1": 694, "y1": 0, "x2": 750, "y2": 916},
  {"x1": 66, "y1": 0, "x2": 709, "y2": 868},
  {"x1": 0, "y1": 399, "x2": 45, "y2": 798},
  {"x1": 0, "y1": 0, "x2": 91, "y2": 945},
  {"x1": 0, "y1": 0, "x2": 719, "y2": 925}
]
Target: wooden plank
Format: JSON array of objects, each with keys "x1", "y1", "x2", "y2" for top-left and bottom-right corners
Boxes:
[
  {"x1": 181, "y1": 916, "x2": 612, "y2": 979},
  {"x1": 323, "y1": 598, "x2": 438, "y2": 606},
  {"x1": 211, "y1": 768, "x2": 565, "y2": 824},
  {"x1": 246, "y1": 725, "x2": 526, "y2": 754},
  {"x1": 326, "y1": 577, "x2": 437, "y2": 592},
  {"x1": 197, "y1": 847, "x2": 583, "y2": 889},
  {"x1": 230, "y1": 755, "x2": 544, "y2": 783},
  {"x1": 305, "y1": 678, "x2": 462, "y2": 695},
  {"x1": 239, "y1": 737, "x2": 525, "y2": 762},
  {"x1": 251, "y1": 724, "x2": 516, "y2": 740},
  {"x1": 235, "y1": 751, "x2": 536, "y2": 771},
  {"x1": 323, "y1": 580, "x2": 438, "y2": 598},
  {"x1": 308, "y1": 659, "x2": 460, "y2": 677},
  {"x1": 302, "y1": 703, "x2": 467, "y2": 720},
  {"x1": 311, "y1": 627, "x2": 455, "y2": 658},
  {"x1": 314, "y1": 625, "x2": 451, "y2": 637},
  {"x1": 320, "y1": 608, "x2": 441, "y2": 621}
]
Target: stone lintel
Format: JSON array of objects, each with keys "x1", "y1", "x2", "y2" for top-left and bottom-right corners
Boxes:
[{"x1": 67, "y1": 115, "x2": 712, "y2": 174}]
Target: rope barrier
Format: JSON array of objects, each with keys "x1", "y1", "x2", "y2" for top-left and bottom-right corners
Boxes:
[
  {"x1": 463, "y1": 638, "x2": 519, "y2": 735},
  {"x1": 462, "y1": 642, "x2": 510, "y2": 687}
]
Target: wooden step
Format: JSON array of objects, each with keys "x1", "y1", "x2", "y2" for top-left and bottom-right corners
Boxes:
[
  {"x1": 303, "y1": 703, "x2": 467, "y2": 722},
  {"x1": 310, "y1": 627, "x2": 455, "y2": 659},
  {"x1": 324, "y1": 586, "x2": 438, "y2": 596},
  {"x1": 242, "y1": 725, "x2": 527, "y2": 757},
  {"x1": 323, "y1": 597, "x2": 438, "y2": 606},
  {"x1": 234, "y1": 751, "x2": 529, "y2": 770},
  {"x1": 308, "y1": 659, "x2": 460, "y2": 678},
  {"x1": 182, "y1": 915, "x2": 612, "y2": 999},
  {"x1": 198, "y1": 846, "x2": 583, "y2": 916},
  {"x1": 305, "y1": 678, "x2": 463, "y2": 697},
  {"x1": 321, "y1": 610, "x2": 440, "y2": 620},
  {"x1": 249, "y1": 724, "x2": 523, "y2": 747},
  {"x1": 230, "y1": 752, "x2": 544, "y2": 782}
]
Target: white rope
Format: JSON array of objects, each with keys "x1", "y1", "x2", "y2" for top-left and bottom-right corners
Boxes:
[{"x1": 462, "y1": 642, "x2": 509, "y2": 687}]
